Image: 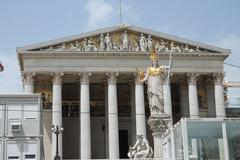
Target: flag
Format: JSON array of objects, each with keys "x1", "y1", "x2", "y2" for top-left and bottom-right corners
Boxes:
[{"x1": 0, "y1": 62, "x2": 3, "y2": 72}]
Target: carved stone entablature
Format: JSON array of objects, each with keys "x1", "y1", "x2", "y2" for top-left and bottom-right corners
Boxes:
[
  {"x1": 106, "y1": 72, "x2": 119, "y2": 84},
  {"x1": 79, "y1": 73, "x2": 92, "y2": 84},
  {"x1": 213, "y1": 72, "x2": 224, "y2": 85},
  {"x1": 51, "y1": 72, "x2": 64, "y2": 85},
  {"x1": 22, "y1": 72, "x2": 36, "y2": 85},
  {"x1": 187, "y1": 73, "x2": 199, "y2": 84}
]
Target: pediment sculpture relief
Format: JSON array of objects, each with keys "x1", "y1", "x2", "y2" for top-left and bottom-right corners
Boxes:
[{"x1": 41, "y1": 30, "x2": 208, "y2": 53}]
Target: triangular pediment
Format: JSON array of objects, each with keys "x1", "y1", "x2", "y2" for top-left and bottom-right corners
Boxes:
[{"x1": 17, "y1": 24, "x2": 230, "y2": 54}]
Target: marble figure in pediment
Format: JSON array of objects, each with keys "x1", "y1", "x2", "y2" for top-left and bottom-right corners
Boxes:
[
  {"x1": 122, "y1": 30, "x2": 129, "y2": 51},
  {"x1": 147, "y1": 35, "x2": 153, "y2": 51},
  {"x1": 99, "y1": 34, "x2": 105, "y2": 51},
  {"x1": 105, "y1": 33, "x2": 113, "y2": 51},
  {"x1": 139, "y1": 33, "x2": 147, "y2": 51}
]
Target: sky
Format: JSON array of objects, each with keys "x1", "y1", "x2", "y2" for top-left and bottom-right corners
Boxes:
[{"x1": 0, "y1": 0, "x2": 239, "y2": 98}]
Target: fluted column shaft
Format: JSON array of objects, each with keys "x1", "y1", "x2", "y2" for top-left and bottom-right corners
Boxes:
[
  {"x1": 79, "y1": 73, "x2": 92, "y2": 159},
  {"x1": 187, "y1": 73, "x2": 199, "y2": 118},
  {"x1": 51, "y1": 72, "x2": 64, "y2": 159},
  {"x1": 213, "y1": 73, "x2": 226, "y2": 117},
  {"x1": 134, "y1": 74, "x2": 146, "y2": 138},
  {"x1": 23, "y1": 72, "x2": 35, "y2": 93},
  {"x1": 107, "y1": 72, "x2": 119, "y2": 159}
]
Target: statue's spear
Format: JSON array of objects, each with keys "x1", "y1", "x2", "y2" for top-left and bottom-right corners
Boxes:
[{"x1": 166, "y1": 48, "x2": 173, "y2": 87}]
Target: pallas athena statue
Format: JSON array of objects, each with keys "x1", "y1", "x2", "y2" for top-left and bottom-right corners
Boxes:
[{"x1": 140, "y1": 50, "x2": 168, "y2": 117}]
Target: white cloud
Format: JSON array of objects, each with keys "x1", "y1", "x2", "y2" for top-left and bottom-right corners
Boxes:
[
  {"x1": 84, "y1": 0, "x2": 140, "y2": 30},
  {"x1": 0, "y1": 53, "x2": 22, "y2": 93},
  {"x1": 84, "y1": 0, "x2": 114, "y2": 30}
]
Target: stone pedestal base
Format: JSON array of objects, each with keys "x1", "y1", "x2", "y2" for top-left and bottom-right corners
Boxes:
[{"x1": 148, "y1": 115, "x2": 170, "y2": 158}]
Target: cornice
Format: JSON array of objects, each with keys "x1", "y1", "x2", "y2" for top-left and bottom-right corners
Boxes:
[{"x1": 19, "y1": 51, "x2": 229, "y2": 58}]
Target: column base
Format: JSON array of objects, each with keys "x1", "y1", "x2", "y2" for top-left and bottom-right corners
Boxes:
[{"x1": 148, "y1": 114, "x2": 171, "y2": 158}]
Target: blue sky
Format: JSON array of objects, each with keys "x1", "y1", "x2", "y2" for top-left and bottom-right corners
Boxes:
[{"x1": 0, "y1": 0, "x2": 239, "y2": 97}]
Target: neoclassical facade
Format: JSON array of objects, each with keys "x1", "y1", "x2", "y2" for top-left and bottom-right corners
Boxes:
[{"x1": 17, "y1": 24, "x2": 230, "y2": 159}]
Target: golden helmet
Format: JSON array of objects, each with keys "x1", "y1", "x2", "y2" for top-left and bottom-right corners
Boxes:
[{"x1": 149, "y1": 50, "x2": 158, "y2": 61}]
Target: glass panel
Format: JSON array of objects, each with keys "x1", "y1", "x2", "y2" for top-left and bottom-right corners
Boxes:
[
  {"x1": 8, "y1": 104, "x2": 21, "y2": 120},
  {"x1": 7, "y1": 143, "x2": 21, "y2": 160},
  {"x1": 187, "y1": 121, "x2": 224, "y2": 160},
  {"x1": 24, "y1": 143, "x2": 37, "y2": 160},
  {"x1": 0, "y1": 102, "x2": 4, "y2": 120},
  {"x1": 174, "y1": 124, "x2": 183, "y2": 159},
  {"x1": 23, "y1": 104, "x2": 38, "y2": 120},
  {"x1": 226, "y1": 121, "x2": 240, "y2": 159}
]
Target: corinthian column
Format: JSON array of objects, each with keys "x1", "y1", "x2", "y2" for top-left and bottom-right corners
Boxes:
[
  {"x1": 22, "y1": 72, "x2": 35, "y2": 93},
  {"x1": 134, "y1": 73, "x2": 146, "y2": 138},
  {"x1": 51, "y1": 72, "x2": 64, "y2": 159},
  {"x1": 106, "y1": 72, "x2": 119, "y2": 159},
  {"x1": 187, "y1": 73, "x2": 199, "y2": 118},
  {"x1": 79, "y1": 73, "x2": 92, "y2": 159},
  {"x1": 213, "y1": 73, "x2": 225, "y2": 118}
]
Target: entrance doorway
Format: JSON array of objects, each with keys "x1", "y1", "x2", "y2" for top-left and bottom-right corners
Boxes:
[{"x1": 119, "y1": 130, "x2": 129, "y2": 158}]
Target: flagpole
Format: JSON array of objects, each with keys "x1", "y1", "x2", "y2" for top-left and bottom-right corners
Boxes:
[{"x1": 119, "y1": 0, "x2": 123, "y2": 24}]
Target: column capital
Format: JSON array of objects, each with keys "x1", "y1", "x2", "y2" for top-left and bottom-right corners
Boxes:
[
  {"x1": 79, "y1": 73, "x2": 92, "y2": 84},
  {"x1": 133, "y1": 72, "x2": 143, "y2": 85},
  {"x1": 51, "y1": 72, "x2": 64, "y2": 85},
  {"x1": 213, "y1": 72, "x2": 224, "y2": 85},
  {"x1": 187, "y1": 73, "x2": 199, "y2": 84},
  {"x1": 22, "y1": 72, "x2": 36, "y2": 84},
  {"x1": 106, "y1": 72, "x2": 119, "y2": 84}
]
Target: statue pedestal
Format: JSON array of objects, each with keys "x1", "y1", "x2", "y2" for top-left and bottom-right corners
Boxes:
[{"x1": 148, "y1": 114, "x2": 171, "y2": 158}]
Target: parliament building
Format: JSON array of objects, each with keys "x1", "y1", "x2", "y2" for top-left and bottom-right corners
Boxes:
[{"x1": 17, "y1": 24, "x2": 234, "y2": 159}]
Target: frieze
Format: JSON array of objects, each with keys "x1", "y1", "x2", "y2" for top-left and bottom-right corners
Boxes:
[{"x1": 22, "y1": 50, "x2": 229, "y2": 59}]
